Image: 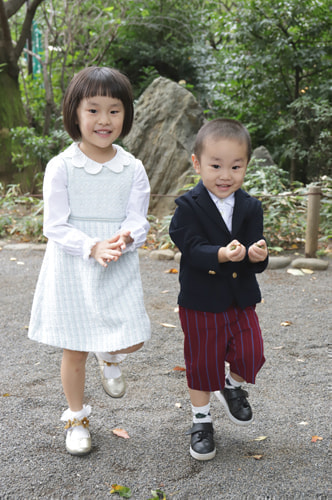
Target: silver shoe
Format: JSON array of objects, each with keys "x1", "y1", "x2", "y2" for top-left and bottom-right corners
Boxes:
[
  {"x1": 95, "y1": 354, "x2": 126, "y2": 398},
  {"x1": 64, "y1": 417, "x2": 91, "y2": 456}
]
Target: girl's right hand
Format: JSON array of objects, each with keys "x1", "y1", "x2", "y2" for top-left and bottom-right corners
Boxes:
[{"x1": 90, "y1": 236, "x2": 123, "y2": 267}]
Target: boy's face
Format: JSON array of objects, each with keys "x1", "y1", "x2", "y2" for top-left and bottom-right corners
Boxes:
[{"x1": 192, "y1": 137, "x2": 248, "y2": 199}]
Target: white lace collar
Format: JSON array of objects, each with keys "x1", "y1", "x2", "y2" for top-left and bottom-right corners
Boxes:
[{"x1": 62, "y1": 143, "x2": 133, "y2": 174}]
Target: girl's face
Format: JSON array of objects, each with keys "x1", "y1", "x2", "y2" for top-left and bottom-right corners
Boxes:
[
  {"x1": 76, "y1": 95, "x2": 125, "y2": 162},
  {"x1": 192, "y1": 137, "x2": 248, "y2": 199}
]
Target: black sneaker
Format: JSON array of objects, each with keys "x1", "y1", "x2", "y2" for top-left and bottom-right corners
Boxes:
[
  {"x1": 186, "y1": 422, "x2": 216, "y2": 461},
  {"x1": 215, "y1": 386, "x2": 254, "y2": 426}
]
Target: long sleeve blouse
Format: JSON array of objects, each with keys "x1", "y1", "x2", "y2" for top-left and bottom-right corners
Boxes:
[{"x1": 43, "y1": 143, "x2": 150, "y2": 260}]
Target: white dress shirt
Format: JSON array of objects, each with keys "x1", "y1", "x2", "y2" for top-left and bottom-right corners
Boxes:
[{"x1": 207, "y1": 191, "x2": 235, "y2": 233}]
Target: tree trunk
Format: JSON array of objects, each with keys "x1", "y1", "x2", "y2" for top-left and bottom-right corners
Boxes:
[{"x1": 0, "y1": 70, "x2": 27, "y2": 183}]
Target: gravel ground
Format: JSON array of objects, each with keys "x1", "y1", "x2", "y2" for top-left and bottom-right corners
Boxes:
[{"x1": 0, "y1": 243, "x2": 330, "y2": 500}]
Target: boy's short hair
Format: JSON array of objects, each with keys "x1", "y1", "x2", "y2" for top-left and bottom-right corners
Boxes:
[
  {"x1": 194, "y1": 118, "x2": 252, "y2": 162},
  {"x1": 63, "y1": 66, "x2": 134, "y2": 141}
]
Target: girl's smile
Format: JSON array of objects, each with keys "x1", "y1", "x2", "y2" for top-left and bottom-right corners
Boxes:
[{"x1": 76, "y1": 95, "x2": 125, "y2": 163}]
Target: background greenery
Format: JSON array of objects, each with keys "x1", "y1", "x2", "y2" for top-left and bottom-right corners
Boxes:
[{"x1": 0, "y1": 0, "x2": 331, "y2": 252}]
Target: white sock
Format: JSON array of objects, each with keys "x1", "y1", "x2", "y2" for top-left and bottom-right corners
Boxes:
[
  {"x1": 61, "y1": 405, "x2": 91, "y2": 437},
  {"x1": 96, "y1": 352, "x2": 126, "y2": 378},
  {"x1": 192, "y1": 403, "x2": 212, "y2": 424},
  {"x1": 225, "y1": 373, "x2": 242, "y2": 388}
]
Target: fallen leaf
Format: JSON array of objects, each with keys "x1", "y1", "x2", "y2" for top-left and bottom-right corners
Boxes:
[
  {"x1": 110, "y1": 484, "x2": 132, "y2": 498},
  {"x1": 2, "y1": 393, "x2": 10, "y2": 397},
  {"x1": 252, "y1": 436, "x2": 268, "y2": 441},
  {"x1": 247, "y1": 454, "x2": 263, "y2": 460},
  {"x1": 160, "y1": 323, "x2": 176, "y2": 328},
  {"x1": 298, "y1": 421, "x2": 309, "y2": 426},
  {"x1": 272, "y1": 346, "x2": 284, "y2": 350},
  {"x1": 148, "y1": 489, "x2": 167, "y2": 500},
  {"x1": 175, "y1": 402, "x2": 182, "y2": 408},
  {"x1": 173, "y1": 306, "x2": 179, "y2": 313},
  {"x1": 301, "y1": 268, "x2": 314, "y2": 274},
  {"x1": 112, "y1": 428, "x2": 130, "y2": 439},
  {"x1": 17, "y1": 261, "x2": 25, "y2": 265},
  {"x1": 280, "y1": 321, "x2": 292, "y2": 327},
  {"x1": 10, "y1": 257, "x2": 17, "y2": 261},
  {"x1": 296, "y1": 358, "x2": 305, "y2": 363},
  {"x1": 173, "y1": 366, "x2": 186, "y2": 371},
  {"x1": 164, "y1": 268, "x2": 178, "y2": 274},
  {"x1": 287, "y1": 268, "x2": 304, "y2": 276},
  {"x1": 161, "y1": 290, "x2": 169, "y2": 294},
  {"x1": 311, "y1": 436, "x2": 323, "y2": 443}
]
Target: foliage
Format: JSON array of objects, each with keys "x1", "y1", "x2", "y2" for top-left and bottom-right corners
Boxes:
[
  {"x1": 2, "y1": 0, "x2": 331, "y2": 187},
  {"x1": 0, "y1": 183, "x2": 45, "y2": 241},
  {"x1": 196, "y1": 0, "x2": 332, "y2": 182},
  {"x1": 10, "y1": 126, "x2": 71, "y2": 192}
]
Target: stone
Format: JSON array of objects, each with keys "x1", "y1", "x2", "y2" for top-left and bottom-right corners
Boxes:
[
  {"x1": 124, "y1": 77, "x2": 205, "y2": 218},
  {"x1": 174, "y1": 251, "x2": 181, "y2": 263},
  {"x1": 250, "y1": 146, "x2": 276, "y2": 168},
  {"x1": 150, "y1": 249, "x2": 175, "y2": 261},
  {"x1": 267, "y1": 256, "x2": 292, "y2": 269},
  {"x1": 290, "y1": 257, "x2": 328, "y2": 271}
]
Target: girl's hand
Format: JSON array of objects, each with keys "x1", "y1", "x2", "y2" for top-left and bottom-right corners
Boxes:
[
  {"x1": 248, "y1": 239, "x2": 268, "y2": 263},
  {"x1": 218, "y1": 239, "x2": 246, "y2": 263},
  {"x1": 117, "y1": 230, "x2": 133, "y2": 251},
  {"x1": 90, "y1": 236, "x2": 123, "y2": 267}
]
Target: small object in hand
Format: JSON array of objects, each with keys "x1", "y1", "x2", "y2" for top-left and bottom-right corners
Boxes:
[
  {"x1": 255, "y1": 243, "x2": 265, "y2": 249},
  {"x1": 230, "y1": 245, "x2": 237, "y2": 251}
]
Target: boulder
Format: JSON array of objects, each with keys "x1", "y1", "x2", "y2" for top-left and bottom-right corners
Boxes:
[
  {"x1": 250, "y1": 146, "x2": 276, "y2": 168},
  {"x1": 291, "y1": 257, "x2": 328, "y2": 271},
  {"x1": 124, "y1": 77, "x2": 205, "y2": 218}
]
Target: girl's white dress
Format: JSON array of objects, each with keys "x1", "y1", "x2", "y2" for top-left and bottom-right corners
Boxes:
[{"x1": 28, "y1": 143, "x2": 151, "y2": 352}]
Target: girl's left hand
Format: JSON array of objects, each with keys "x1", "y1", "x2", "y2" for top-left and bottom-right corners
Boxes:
[
  {"x1": 117, "y1": 230, "x2": 133, "y2": 250},
  {"x1": 248, "y1": 239, "x2": 268, "y2": 263}
]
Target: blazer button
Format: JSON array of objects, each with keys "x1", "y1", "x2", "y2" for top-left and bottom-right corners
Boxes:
[
  {"x1": 232, "y1": 272, "x2": 238, "y2": 279},
  {"x1": 208, "y1": 270, "x2": 216, "y2": 275}
]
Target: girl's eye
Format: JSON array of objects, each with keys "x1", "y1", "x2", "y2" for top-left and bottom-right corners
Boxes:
[{"x1": 88, "y1": 109, "x2": 97, "y2": 114}]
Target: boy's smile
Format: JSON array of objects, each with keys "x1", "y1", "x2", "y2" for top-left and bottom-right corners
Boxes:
[{"x1": 192, "y1": 137, "x2": 248, "y2": 199}]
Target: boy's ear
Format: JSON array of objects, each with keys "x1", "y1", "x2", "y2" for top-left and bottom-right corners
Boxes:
[{"x1": 192, "y1": 154, "x2": 201, "y2": 174}]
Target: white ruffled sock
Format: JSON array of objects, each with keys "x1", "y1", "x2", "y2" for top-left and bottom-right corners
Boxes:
[{"x1": 61, "y1": 405, "x2": 91, "y2": 438}]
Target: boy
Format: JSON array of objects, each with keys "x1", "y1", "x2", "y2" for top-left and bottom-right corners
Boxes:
[{"x1": 169, "y1": 118, "x2": 268, "y2": 460}]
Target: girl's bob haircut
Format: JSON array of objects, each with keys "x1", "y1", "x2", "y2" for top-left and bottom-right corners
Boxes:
[
  {"x1": 63, "y1": 66, "x2": 134, "y2": 142},
  {"x1": 194, "y1": 118, "x2": 252, "y2": 163}
]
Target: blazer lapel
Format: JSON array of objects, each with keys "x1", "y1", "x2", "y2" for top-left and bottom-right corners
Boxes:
[
  {"x1": 192, "y1": 181, "x2": 230, "y2": 233},
  {"x1": 232, "y1": 189, "x2": 249, "y2": 236}
]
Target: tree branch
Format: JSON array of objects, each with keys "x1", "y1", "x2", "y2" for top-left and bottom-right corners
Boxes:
[{"x1": 14, "y1": 0, "x2": 45, "y2": 60}]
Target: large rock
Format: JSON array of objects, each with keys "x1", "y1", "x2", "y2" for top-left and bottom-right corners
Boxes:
[
  {"x1": 124, "y1": 77, "x2": 205, "y2": 217},
  {"x1": 250, "y1": 146, "x2": 276, "y2": 167}
]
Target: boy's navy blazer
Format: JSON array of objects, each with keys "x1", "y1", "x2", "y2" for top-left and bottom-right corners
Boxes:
[{"x1": 169, "y1": 180, "x2": 268, "y2": 313}]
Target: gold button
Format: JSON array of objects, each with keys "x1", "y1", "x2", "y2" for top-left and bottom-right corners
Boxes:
[
  {"x1": 208, "y1": 270, "x2": 216, "y2": 275},
  {"x1": 232, "y1": 272, "x2": 237, "y2": 279}
]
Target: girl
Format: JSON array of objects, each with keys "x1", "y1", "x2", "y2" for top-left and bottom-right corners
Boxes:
[{"x1": 29, "y1": 67, "x2": 151, "y2": 456}]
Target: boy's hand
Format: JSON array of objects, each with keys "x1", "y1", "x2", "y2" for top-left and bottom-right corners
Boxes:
[
  {"x1": 248, "y1": 239, "x2": 268, "y2": 263},
  {"x1": 90, "y1": 235, "x2": 123, "y2": 267},
  {"x1": 218, "y1": 239, "x2": 246, "y2": 263}
]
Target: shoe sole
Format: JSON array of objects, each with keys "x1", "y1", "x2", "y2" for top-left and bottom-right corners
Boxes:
[
  {"x1": 214, "y1": 390, "x2": 254, "y2": 426},
  {"x1": 190, "y1": 446, "x2": 216, "y2": 461},
  {"x1": 66, "y1": 445, "x2": 92, "y2": 456}
]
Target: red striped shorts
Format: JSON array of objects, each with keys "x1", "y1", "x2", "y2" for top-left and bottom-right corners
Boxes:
[{"x1": 179, "y1": 305, "x2": 265, "y2": 392}]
